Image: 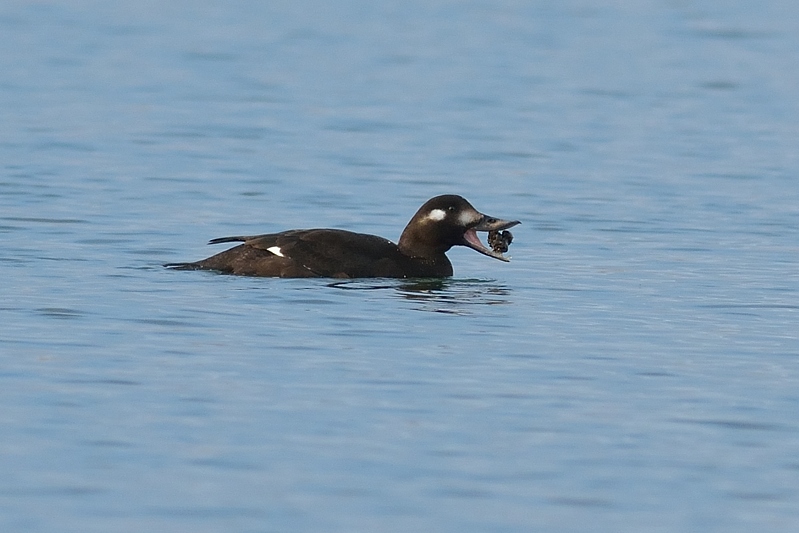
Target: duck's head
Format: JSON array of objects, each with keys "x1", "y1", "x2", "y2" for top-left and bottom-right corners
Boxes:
[{"x1": 399, "y1": 195, "x2": 520, "y2": 261}]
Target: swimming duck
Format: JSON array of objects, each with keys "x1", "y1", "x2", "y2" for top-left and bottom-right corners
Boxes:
[{"x1": 166, "y1": 194, "x2": 519, "y2": 278}]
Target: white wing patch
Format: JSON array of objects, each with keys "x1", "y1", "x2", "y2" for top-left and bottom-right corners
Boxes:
[
  {"x1": 266, "y1": 246, "x2": 285, "y2": 257},
  {"x1": 427, "y1": 208, "x2": 447, "y2": 221}
]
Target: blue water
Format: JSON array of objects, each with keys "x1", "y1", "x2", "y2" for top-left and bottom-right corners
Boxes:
[{"x1": 2, "y1": 1, "x2": 798, "y2": 532}]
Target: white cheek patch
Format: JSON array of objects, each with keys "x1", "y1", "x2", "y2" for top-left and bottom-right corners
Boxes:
[
  {"x1": 266, "y1": 246, "x2": 285, "y2": 257},
  {"x1": 458, "y1": 210, "x2": 481, "y2": 226},
  {"x1": 426, "y1": 208, "x2": 447, "y2": 222}
]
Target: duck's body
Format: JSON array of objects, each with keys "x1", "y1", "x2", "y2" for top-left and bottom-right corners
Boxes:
[
  {"x1": 181, "y1": 229, "x2": 452, "y2": 278},
  {"x1": 166, "y1": 195, "x2": 519, "y2": 278}
]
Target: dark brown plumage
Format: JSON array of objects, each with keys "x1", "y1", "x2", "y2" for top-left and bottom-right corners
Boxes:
[{"x1": 166, "y1": 195, "x2": 519, "y2": 278}]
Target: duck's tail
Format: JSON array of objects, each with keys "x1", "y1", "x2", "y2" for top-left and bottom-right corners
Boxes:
[{"x1": 163, "y1": 262, "x2": 202, "y2": 270}]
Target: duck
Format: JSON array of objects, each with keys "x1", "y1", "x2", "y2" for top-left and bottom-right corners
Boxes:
[{"x1": 165, "y1": 194, "x2": 519, "y2": 278}]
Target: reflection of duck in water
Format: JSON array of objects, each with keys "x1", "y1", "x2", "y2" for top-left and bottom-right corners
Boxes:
[
  {"x1": 167, "y1": 195, "x2": 519, "y2": 278},
  {"x1": 395, "y1": 279, "x2": 512, "y2": 309},
  {"x1": 327, "y1": 278, "x2": 512, "y2": 315}
]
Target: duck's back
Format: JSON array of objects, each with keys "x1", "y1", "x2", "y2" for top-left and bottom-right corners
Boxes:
[{"x1": 173, "y1": 229, "x2": 437, "y2": 278}]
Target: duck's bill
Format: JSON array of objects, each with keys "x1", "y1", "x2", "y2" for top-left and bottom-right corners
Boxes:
[{"x1": 462, "y1": 216, "x2": 521, "y2": 262}]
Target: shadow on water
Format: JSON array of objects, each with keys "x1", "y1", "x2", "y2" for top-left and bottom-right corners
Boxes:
[{"x1": 327, "y1": 278, "x2": 512, "y2": 315}]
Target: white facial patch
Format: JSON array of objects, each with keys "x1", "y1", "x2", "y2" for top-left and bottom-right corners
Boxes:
[
  {"x1": 426, "y1": 208, "x2": 447, "y2": 222},
  {"x1": 458, "y1": 210, "x2": 481, "y2": 226},
  {"x1": 266, "y1": 246, "x2": 285, "y2": 257}
]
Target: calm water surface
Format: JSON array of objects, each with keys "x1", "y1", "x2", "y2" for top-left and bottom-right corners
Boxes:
[{"x1": 1, "y1": 1, "x2": 798, "y2": 532}]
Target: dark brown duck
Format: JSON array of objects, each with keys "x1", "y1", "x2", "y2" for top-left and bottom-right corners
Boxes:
[{"x1": 166, "y1": 195, "x2": 520, "y2": 278}]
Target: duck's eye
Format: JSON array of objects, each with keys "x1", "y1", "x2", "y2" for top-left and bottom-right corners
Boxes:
[{"x1": 447, "y1": 206, "x2": 456, "y2": 212}]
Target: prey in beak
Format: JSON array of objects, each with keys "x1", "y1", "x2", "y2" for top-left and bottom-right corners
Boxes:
[{"x1": 462, "y1": 215, "x2": 520, "y2": 262}]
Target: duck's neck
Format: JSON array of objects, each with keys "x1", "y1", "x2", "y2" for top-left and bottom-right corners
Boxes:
[
  {"x1": 398, "y1": 226, "x2": 448, "y2": 260},
  {"x1": 398, "y1": 234, "x2": 453, "y2": 277}
]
